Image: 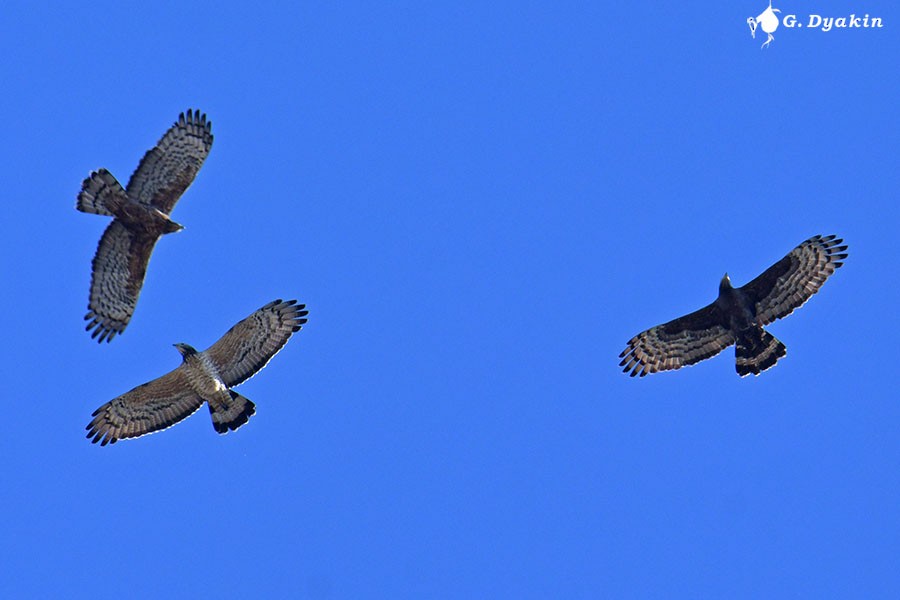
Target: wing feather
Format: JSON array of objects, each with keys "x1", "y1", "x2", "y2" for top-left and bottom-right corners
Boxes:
[
  {"x1": 86, "y1": 368, "x2": 204, "y2": 446},
  {"x1": 84, "y1": 221, "x2": 159, "y2": 343},
  {"x1": 125, "y1": 109, "x2": 213, "y2": 214},
  {"x1": 619, "y1": 302, "x2": 734, "y2": 377},
  {"x1": 204, "y1": 299, "x2": 309, "y2": 388},
  {"x1": 740, "y1": 234, "x2": 848, "y2": 325}
]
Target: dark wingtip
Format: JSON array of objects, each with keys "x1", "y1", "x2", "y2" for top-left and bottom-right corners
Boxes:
[
  {"x1": 181, "y1": 108, "x2": 211, "y2": 132},
  {"x1": 291, "y1": 303, "x2": 309, "y2": 331}
]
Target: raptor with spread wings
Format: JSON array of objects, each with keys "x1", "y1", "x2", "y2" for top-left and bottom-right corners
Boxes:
[
  {"x1": 77, "y1": 109, "x2": 213, "y2": 342},
  {"x1": 86, "y1": 299, "x2": 308, "y2": 445},
  {"x1": 620, "y1": 235, "x2": 847, "y2": 377}
]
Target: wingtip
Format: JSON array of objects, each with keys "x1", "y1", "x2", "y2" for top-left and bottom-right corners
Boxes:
[
  {"x1": 86, "y1": 429, "x2": 111, "y2": 446},
  {"x1": 180, "y1": 108, "x2": 211, "y2": 132}
]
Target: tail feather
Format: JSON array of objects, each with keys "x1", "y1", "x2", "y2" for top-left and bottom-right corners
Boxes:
[
  {"x1": 209, "y1": 391, "x2": 256, "y2": 434},
  {"x1": 735, "y1": 327, "x2": 786, "y2": 377},
  {"x1": 77, "y1": 169, "x2": 127, "y2": 216}
]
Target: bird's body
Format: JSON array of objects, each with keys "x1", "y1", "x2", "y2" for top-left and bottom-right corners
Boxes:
[
  {"x1": 715, "y1": 275, "x2": 788, "y2": 377},
  {"x1": 110, "y1": 199, "x2": 183, "y2": 236},
  {"x1": 86, "y1": 299, "x2": 308, "y2": 445},
  {"x1": 620, "y1": 235, "x2": 847, "y2": 377},
  {"x1": 77, "y1": 109, "x2": 213, "y2": 342},
  {"x1": 716, "y1": 275, "x2": 754, "y2": 330}
]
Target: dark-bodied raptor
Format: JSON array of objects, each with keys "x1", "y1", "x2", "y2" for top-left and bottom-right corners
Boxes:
[{"x1": 620, "y1": 235, "x2": 847, "y2": 377}]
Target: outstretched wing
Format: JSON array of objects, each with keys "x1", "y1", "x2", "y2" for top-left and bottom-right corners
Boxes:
[
  {"x1": 740, "y1": 234, "x2": 848, "y2": 326},
  {"x1": 85, "y1": 221, "x2": 158, "y2": 342},
  {"x1": 620, "y1": 302, "x2": 734, "y2": 377},
  {"x1": 86, "y1": 368, "x2": 204, "y2": 446},
  {"x1": 125, "y1": 109, "x2": 213, "y2": 214},
  {"x1": 205, "y1": 299, "x2": 309, "y2": 387}
]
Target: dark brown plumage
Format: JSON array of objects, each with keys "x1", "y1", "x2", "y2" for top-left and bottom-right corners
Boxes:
[
  {"x1": 86, "y1": 300, "x2": 308, "y2": 445},
  {"x1": 77, "y1": 109, "x2": 213, "y2": 342},
  {"x1": 620, "y1": 235, "x2": 847, "y2": 377}
]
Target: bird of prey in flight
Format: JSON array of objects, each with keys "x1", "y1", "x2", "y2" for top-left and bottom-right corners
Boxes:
[
  {"x1": 77, "y1": 109, "x2": 213, "y2": 342},
  {"x1": 86, "y1": 299, "x2": 308, "y2": 445},
  {"x1": 620, "y1": 235, "x2": 847, "y2": 377}
]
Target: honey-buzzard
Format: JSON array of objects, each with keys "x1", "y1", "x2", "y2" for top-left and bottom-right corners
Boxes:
[
  {"x1": 77, "y1": 109, "x2": 213, "y2": 342},
  {"x1": 620, "y1": 235, "x2": 847, "y2": 377},
  {"x1": 86, "y1": 300, "x2": 308, "y2": 445}
]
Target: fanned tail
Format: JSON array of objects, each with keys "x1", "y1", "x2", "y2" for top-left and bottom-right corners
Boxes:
[
  {"x1": 209, "y1": 391, "x2": 256, "y2": 434},
  {"x1": 77, "y1": 169, "x2": 127, "y2": 216},
  {"x1": 735, "y1": 326, "x2": 786, "y2": 377}
]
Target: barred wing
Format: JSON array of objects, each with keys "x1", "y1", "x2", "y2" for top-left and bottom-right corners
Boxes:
[
  {"x1": 620, "y1": 302, "x2": 734, "y2": 377},
  {"x1": 125, "y1": 109, "x2": 213, "y2": 214},
  {"x1": 205, "y1": 299, "x2": 309, "y2": 387},
  {"x1": 740, "y1": 234, "x2": 848, "y2": 326},
  {"x1": 86, "y1": 368, "x2": 204, "y2": 446},
  {"x1": 85, "y1": 221, "x2": 158, "y2": 343}
]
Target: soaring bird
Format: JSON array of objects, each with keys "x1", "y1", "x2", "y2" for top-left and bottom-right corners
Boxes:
[
  {"x1": 77, "y1": 109, "x2": 213, "y2": 342},
  {"x1": 620, "y1": 235, "x2": 847, "y2": 377},
  {"x1": 86, "y1": 299, "x2": 308, "y2": 445}
]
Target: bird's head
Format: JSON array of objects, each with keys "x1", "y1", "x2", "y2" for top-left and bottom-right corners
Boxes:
[
  {"x1": 173, "y1": 343, "x2": 198, "y2": 358},
  {"x1": 163, "y1": 220, "x2": 184, "y2": 234},
  {"x1": 719, "y1": 273, "x2": 732, "y2": 294},
  {"x1": 155, "y1": 209, "x2": 184, "y2": 234}
]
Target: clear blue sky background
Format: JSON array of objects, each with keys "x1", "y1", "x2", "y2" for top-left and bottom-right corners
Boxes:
[{"x1": 1, "y1": 1, "x2": 897, "y2": 598}]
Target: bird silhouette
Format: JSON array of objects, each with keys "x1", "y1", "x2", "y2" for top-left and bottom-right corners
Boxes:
[{"x1": 747, "y1": 1, "x2": 781, "y2": 49}]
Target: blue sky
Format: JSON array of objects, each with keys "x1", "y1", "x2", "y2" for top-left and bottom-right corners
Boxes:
[{"x1": 1, "y1": 1, "x2": 898, "y2": 598}]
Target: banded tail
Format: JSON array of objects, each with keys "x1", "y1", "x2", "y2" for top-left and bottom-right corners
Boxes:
[
  {"x1": 735, "y1": 326, "x2": 786, "y2": 377},
  {"x1": 77, "y1": 169, "x2": 127, "y2": 216},
  {"x1": 208, "y1": 391, "x2": 256, "y2": 434}
]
